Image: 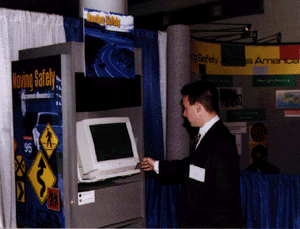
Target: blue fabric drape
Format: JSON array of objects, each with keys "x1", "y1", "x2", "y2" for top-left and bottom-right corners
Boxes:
[
  {"x1": 134, "y1": 28, "x2": 164, "y2": 161},
  {"x1": 240, "y1": 171, "x2": 300, "y2": 228},
  {"x1": 63, "y1": 17, "x2": 83, "y2": 42},
  {"x1": 146, "y1": 171, "x2": 300, "y2": 228},
  {"x1": 145, "y1": 179, "x2": 181, "y2": 228}
]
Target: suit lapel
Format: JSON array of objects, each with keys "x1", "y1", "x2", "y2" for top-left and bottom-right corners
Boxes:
[
  {"x1": 196, "y1": 120, "x2": 223, "y2": 151},
  {"x1": 191, "y1": 121, "x2": 224, "y2": 166}
]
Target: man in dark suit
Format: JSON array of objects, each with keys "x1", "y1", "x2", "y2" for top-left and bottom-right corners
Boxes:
[{"x1": 141, "y1": 80, "x2": 245, "y2": 228}]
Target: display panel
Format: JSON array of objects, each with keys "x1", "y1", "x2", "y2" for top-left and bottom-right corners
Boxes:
[{"x1": 12, "y1": 55, "x2": 65, "y2": 228}]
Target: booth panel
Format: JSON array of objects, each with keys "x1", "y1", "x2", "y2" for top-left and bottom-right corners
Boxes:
[{"x1": 76, "y1": 182, "x2": 144, "y2": 228}]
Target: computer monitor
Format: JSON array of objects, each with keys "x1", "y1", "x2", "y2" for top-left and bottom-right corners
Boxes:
[{"x1": 76, "y1": 117, "x2": 140, "y2": 183}]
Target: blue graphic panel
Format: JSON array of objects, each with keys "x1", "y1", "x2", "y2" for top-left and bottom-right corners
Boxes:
[
  {"x1": 12, "y1": 55, "x2": 65, "y2": 228},
  {"x1": 83, "y1": 8, "x2": 135, "y2": 78}
]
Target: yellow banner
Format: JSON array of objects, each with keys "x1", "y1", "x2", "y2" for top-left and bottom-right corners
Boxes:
[{"x1": 191, "y1": 38, "x2": 300, "y2": 75}]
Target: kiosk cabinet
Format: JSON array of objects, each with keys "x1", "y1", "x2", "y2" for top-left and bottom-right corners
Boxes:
[{"x1": 13, "y1": 42, "x2": 146, "y2": 228}]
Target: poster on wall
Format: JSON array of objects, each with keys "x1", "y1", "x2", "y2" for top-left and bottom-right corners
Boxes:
[
  {"x1": 12, "y1": 55, "x2": 65, "y2": 228},
  {"x1": 83, "y1": 8, "x2": 135, "y2": 78},
  {"x1": 219, "y1": 87, "x2": 242, "y2": 109},
  {"x1": 276, "y1": 90, "x2": 300, "y2": 108}
]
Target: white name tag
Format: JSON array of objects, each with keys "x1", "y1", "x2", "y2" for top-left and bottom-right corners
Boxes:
[{"x1": 189, "y1": 164, "x2": 205, "y2": 182}]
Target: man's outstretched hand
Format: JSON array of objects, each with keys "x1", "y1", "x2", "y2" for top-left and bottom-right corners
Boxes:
[{"x1": 141, "y1": 157, "x2": 155, "y2": 171}]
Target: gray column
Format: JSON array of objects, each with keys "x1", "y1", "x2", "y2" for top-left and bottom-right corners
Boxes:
[
  {"x1": 166, "y1": 24, "x2": 190, "y2": 160},
  {"x1": 79, "y1": 0, "x2": 127, "y2": 17}
]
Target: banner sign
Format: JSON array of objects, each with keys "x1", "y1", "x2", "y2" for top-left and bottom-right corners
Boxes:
[
  {"x1": 191, "y1": 39, "x2": 300, "y2": 75},
  {"x1": 226, "y1": 109, "x2": 266, "y2": 122},
  {"x1": 253, "y1": 75, "x2": 297, "y2": 87},
  {"x1": 83, "y1": 8, "x2": 135, "y2": 78},
  {"x1": 202, "y1": 75, "x2": 233, "y2": 87},
  {"x1": 12, "y1": 55, "x2": 65, "y2": 228}
]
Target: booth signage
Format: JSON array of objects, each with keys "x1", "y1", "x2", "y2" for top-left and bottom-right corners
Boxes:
[
  {"x1": 47, "y1": 187, "x2": 60, "y2": 212},
  {"x1": 27, "y1": 150, "x2": 57, "y2": 205},
  {"x1": 83, "y1": 8, "x2": 135, "y2": 78},
  {"x1": 226, "y1": 109, "x2": 266, "y2": 122},
  {"x1": 15, "y1": 155, "x2": 26, "y2": 177},
  {"x1": 12, "y1": 55, "x2": 64, "y2": 227},
  {"x1": 191, "y1": 39, "x2": 300, "y2": 75},
  {"x1": 40, "y1": 123, "x2": 59, "y2": 158},
  {"x1": 202, "y1": 75, "x2": 233, "y2": 87},
  {"x1": 253, "y1": 75, "x2": 296, "y2": 87},
  {"x1": 16, "y1": 181, "x2": 25, "y2": 203}
]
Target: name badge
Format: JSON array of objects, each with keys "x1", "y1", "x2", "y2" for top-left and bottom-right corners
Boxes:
[{"x1": 189, "y1": 164, "x2": 205, "y2": 182}]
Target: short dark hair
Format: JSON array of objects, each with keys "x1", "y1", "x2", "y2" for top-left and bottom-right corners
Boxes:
[{"x1": 181, "y1": 80, "x2": 219, "y2": 114}]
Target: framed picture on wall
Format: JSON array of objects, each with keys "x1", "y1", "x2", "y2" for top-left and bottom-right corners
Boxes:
[
  {"x1": 276, "y1": 90, "x2": 300, "y2": 109},
  {"x1": 219, "y1": 87, "x2": 243, "y2": 109}
]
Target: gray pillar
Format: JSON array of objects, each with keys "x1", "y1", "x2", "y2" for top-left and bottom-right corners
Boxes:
[
  {"x1": 79, "y1": 0, "x2": 127, "y2": 17},
  {"x1": 166, "y1": 24, "x2": 190, "y2": 160}
]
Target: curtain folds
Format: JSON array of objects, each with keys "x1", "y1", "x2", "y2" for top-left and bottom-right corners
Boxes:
[
  {"x1": 0, "y1": 11, "x2": 12, "y2": 228},
  {"x1": 145, "y1": 179, "x2": 181, "y2": 228},
  {"x1": 64, "y1": 17, "x2": 83, "y2": 42},
  {"x1": 135, "y1": 28, "x2": 164, "y2": 161},
  {"x1": 0, "y1": 9, "x2": 66, "y2": 228},
  {"x1": 146, "y1": 171, "x2": 300, "y2": 228},
  {"x1": 240, "y1": 171, "x2": 300, "y2": 228}
]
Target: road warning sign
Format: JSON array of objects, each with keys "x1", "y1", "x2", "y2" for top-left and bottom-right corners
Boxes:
[
  {"x1": 16, "y1": 181, "x2": 25, "y2": 203},
  {"x1": 40, "y1": 123, "x2": 59, "y2": 158},
  {"x1": 27, "y1": 150, "x2": 57, "y2": 205},
  {"x1": 47, "y1": 187, "x2": 60, "y2": 212},
  {"x1": 15, "y1": 155, "x2": 25, "y2": 178}
]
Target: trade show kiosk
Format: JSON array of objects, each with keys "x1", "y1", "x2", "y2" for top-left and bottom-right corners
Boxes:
[{"x1": 13, "y1": 42, "x2": 146, "y2": 228}]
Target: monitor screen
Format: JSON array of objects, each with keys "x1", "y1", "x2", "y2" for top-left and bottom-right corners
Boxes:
[{"x1": 90, "y1": 123, "x2": 134, "y2": 162}]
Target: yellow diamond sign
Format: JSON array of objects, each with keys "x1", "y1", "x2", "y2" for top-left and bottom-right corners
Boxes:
[
  {"x1": 40, "y1": 123, "x2": 59, "y2": 158},
  {"x1": 27, "y1": 150, "x2": 56, "y2": 205}
]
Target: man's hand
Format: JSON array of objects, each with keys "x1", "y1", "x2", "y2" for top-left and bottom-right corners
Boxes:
[{"x1": 141, "y1": 157, "x2": 155, "y2": 171}]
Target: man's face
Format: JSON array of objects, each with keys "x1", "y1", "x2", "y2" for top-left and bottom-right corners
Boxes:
[{"x1": 182, "y1": 95, "x2": 199, "y2": 127}]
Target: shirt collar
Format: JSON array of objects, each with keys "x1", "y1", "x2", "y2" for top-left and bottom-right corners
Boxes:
[{"x1": 199, "y1": 115, "x2": 220, "y2": 141}]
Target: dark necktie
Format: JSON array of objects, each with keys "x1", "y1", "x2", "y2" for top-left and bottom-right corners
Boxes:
[{"x1": 192, "y1": 133, "x2": 201, "y2": 150}]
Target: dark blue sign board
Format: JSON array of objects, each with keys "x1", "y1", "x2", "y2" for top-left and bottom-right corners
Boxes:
[{"x1": 12, "y1": 55, "x2": 65, "y2": 228}]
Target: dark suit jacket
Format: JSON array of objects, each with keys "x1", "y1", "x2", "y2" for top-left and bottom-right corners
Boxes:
[{"x1": 158, "y1": 120, "x2": 245, "y2": 228}]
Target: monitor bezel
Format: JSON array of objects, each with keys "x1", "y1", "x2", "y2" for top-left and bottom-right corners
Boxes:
[{"x1": 76, "y1": 117, "x2": 139, "y2": 175}]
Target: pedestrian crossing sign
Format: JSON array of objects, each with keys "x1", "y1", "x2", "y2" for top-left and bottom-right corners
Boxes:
[{"x1": 40, "y1": 123, "x2": 59, "y2": 158}]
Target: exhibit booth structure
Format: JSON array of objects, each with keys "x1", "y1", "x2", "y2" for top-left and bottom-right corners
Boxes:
[{"x1": 12, "y1": 42, "x2": 146, "y2": 228}]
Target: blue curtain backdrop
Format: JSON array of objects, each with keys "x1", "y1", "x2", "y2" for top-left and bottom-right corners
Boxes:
[
  {"x1": 145, "y1": 171, "x2": 300, "y2": 228},
  {"x1": 240, "y1": 171, "x2": 300, "y2": 228},
  {"x1": 64, "y1": 17, "x2": 83, "y2": 42},
  {"x1": 134, "y1": 28, "x2": 164, "y2": 161},
  {"x1": 145, "y1": 179, "x2": 181, "y2": 228}
]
